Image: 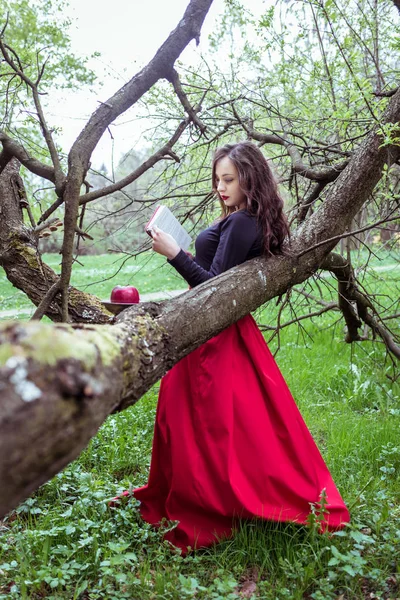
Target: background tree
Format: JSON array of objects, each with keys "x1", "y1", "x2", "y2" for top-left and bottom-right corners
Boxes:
[{"x1": 0, "y1": 0, "x2": 399, "y2": 515}]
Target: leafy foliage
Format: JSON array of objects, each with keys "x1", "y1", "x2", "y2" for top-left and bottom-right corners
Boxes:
[
  {"x1": 125, "y1": 0, "x2": 399, "y2": 238},
  {"x1": 0, "y1": 0, "x2": 98, "y2": 217}
]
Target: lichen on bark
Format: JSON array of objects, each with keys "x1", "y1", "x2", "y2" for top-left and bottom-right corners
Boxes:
[{"x1": 0, "y1": 320, "x2": 123, "y2": 368}]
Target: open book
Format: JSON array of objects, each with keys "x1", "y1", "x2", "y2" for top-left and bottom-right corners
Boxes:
[{"x1": 145, "y1": 205, "x2": 192, "y2": 251}]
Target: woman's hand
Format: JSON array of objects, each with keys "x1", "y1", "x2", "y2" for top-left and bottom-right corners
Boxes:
[{"x1": 151, "y1": 225, "x2": 180, "y2": 260}]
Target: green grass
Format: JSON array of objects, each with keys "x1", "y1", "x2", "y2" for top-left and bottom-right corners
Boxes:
[
  {"x1": 0, "y1": 244, "x2": 399, "y2": 319},
  {"x1": 0, "y1": 252, "x2": 184, "y2": 318},
  {"x1": 1, "y1": 320, "x2": 398, "y2": 600},
  {"x1": 0, "y1": 250, "x2": 399, "y2": 599}
]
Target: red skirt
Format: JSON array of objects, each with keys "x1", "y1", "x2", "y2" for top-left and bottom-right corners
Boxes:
[{"x1": 134, "y1": 315, "x2": 349, "y2": 553}]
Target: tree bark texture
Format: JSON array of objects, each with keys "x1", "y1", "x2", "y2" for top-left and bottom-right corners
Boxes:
[
  {"x1": 1, "y1": 55, "x2": 400, "y2": 520},
  {"x1": 0, "y1": 159, "x2": 112, "y2": 324}
]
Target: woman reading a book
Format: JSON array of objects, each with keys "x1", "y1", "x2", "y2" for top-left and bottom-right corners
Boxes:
[{"x1": 113, "y1": 141, "x2": 349, "y2": 553}]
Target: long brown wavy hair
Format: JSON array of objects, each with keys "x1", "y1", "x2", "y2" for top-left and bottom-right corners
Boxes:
[{"x1": 212, "y1": 142, "x2": 290, "y2": 256}]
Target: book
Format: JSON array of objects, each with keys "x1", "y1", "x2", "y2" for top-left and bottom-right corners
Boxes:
[{"x1": 145, "y1": 205, "x2": 192, "y2": 251}]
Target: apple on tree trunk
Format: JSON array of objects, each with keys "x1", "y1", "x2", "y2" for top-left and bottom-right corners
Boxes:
[{"x1": 110, "y1": 286, "x2": 140, "y2": 303}]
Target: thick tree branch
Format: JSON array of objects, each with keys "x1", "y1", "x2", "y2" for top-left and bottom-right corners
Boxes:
[
  {"x1": 1, "y1": 6, "x2": 400, "y2": 520},
  {"x1": 320, "y1": 253, "x2": 400, "y2": 357},
  {"x1": 374, "y1": 88, "x2": 398, "y2": 97},
  {"x1": 0, "y1": 131, "x2": 56, "y2": 182},
  {"x1": 0, "y1": 148, "x2": 12, "y2": 172},
  {"x1": 70, "y1": 0, "x2": 214, "y2": 161},
  {"x1": 320, "y1": 253, "x2": 362, "y2": 342}
]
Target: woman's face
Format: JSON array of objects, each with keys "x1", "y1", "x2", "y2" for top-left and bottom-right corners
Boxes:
[{"x1": 215, "y1": 157, "x2": 246, "y2": 210}]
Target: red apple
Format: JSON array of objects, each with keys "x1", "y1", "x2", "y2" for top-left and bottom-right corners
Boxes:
[{"x1": 110, "y1": 285, "x2": 140, "y2": 303}]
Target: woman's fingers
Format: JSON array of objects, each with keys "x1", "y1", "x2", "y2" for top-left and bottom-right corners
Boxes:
[
  {"x1": 150, "y1": 225, "x2": 179, "y2": 259},
  {"x1": 151, "y1": 225, "x2": 163, "y2": 241}
]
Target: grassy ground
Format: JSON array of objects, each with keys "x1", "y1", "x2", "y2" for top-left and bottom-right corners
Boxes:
[
  {"x1": 0, "y1": 245, "x2": 399, "y2": 317},
  {"x1": 0, "y1": 249, "x2": 399, "y2": 599},
  {"x1": 0, "y1": 252, "x2": 183, "y2": 318}
]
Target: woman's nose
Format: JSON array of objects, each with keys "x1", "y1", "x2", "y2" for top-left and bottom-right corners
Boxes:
[{"x1": 217, "y1": 181, "x2": 225, "y2": 192}]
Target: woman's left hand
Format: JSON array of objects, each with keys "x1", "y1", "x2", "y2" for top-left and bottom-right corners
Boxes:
[{"x1": 151, "y1": 225, "x2": 180, "y2": 260}]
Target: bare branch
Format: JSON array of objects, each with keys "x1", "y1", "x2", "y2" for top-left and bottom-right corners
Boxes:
[
  {"x1": 37, "y1": 197, "x2": 63, "y2": 225},
  {"x1": 297, "y1": 182, "x2": 327, "y2": 224},
  {"x1": 78, "y1": 119, "x2": 191, "y2": 206},
  {"x1": 31, "y1": 280, "x2": 62, "y2": 321},
  {"x1": 74, "y1": 224, "x2": 93, "y2": 241},
  {"x1": 373, "y1": 88, "x2": 398, "y2": 98},
  {"x1": 0, "y1": 131, "x2": 56, "y2": 181},
  {"x1": 297, "y1": 213, "x2": 400, "y2": 258},
  {"x1": 34, "y1": 217, "x2": 62, "y2": 235},
  {"x1": 69, "y1": 0, "x2": 214, "y2": 163},
  {"x1": 259, "y1": 302, "x2": 338, "y2": 331},
  {"x1": 231, "y1": 106, "x2": 349, "y2": 182},
  {"x1": 0, "y1": 11, "x2": 9, "y2": 36},
  {"x1": 166, "y1": 68, "x2": 207, "y2": 134},
  {"x1": 360, "y1": 306, "x2": 400, "y2": 359},
  {"x1": 0, "y1": 38, "x2": 65, "y2": 191}
]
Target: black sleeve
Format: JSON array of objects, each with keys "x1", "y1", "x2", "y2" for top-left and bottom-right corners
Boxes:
[{"x1": 168, "y1": 213, "x2": 258, "y2": 288}]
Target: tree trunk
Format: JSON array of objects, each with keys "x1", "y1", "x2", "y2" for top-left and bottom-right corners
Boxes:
[
  {"x1": 0, "y1": 159, "x2": 112, "y2": 324},
  {"x1": 1, "y1": 87, "x2": 400, "y2": 519}
]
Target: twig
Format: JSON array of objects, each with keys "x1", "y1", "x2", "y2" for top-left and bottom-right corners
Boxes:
[
  {"x1": 0, "y1": 39, "x2": 65, "y2": 192},
  {"x1": 75, "y1": 224, "x2": 93, "y2": 241},
  {"x1": 231, "y1": 104, "x2": 349, "y2": 182},
  {"x1": 0, "y1": 11, "x2": 9, "y2": 36},
  {"x1": 166, "y1": 68, "x2": 207, "y2": 136},
  {"x1": 374, "y1": 88, "x2": 398, "y2": 98},
  {"x1": 259, "y1": 302, "x2": 338, "y2": 332},
  {"x1": 78, "y1": 119, "x2": 191, "y2": 206},
  {"x1": 31, "y1": 280, "x2": 62, "y2": 321},
  {"x1": 297, "y1": 213, "x2": 400, "y2": 258}
]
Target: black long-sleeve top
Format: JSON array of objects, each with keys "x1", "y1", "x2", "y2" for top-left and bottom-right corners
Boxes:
[{"x1": 169, "y1": 210, "x2": 263, "y2": 288}]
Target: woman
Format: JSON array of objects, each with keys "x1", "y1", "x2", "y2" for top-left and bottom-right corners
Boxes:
[{"x1": 115, "y1": 142, "x2": 350, "y2": 554}]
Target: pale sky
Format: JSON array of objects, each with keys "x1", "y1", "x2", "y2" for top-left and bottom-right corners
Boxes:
[{"x1": 45, "y1": 0, "x2": 230, "y2": 168}]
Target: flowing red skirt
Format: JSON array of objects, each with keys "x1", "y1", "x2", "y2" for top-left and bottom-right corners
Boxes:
[{"x1": 133, "y1": 315, "x2": 349, "y2": 553}]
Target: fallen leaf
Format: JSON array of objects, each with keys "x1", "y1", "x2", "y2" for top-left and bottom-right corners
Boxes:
[{"x1": 240, "y1": 580, "x2": 257, "y2": 598}]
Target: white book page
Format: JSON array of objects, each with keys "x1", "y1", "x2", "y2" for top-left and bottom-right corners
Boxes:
[{"x1": 147, "y1": 206, "x2": 192, "y2": 251}]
